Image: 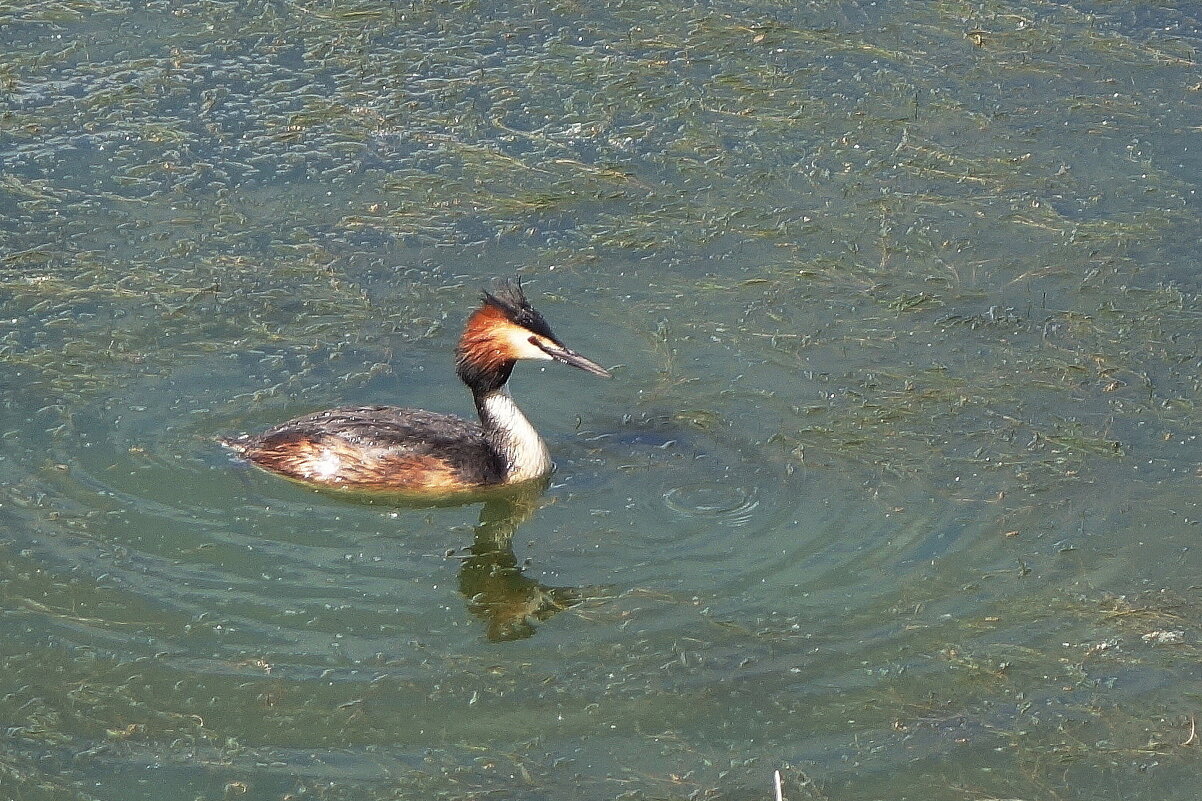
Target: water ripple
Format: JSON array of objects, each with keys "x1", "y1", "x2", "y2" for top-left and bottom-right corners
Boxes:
[{"x1": 662, "y1": 482, "x2": 760, "y2": 526}]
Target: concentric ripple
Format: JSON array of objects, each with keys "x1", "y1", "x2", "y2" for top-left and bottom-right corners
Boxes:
[{"x1": 662, "y1": 482, "x2": 760, "y2": 526}]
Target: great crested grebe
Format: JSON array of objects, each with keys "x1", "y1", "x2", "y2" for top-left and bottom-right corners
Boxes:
[{"x1": 220, "y1": 279, "x2": 611, "y2": 493}]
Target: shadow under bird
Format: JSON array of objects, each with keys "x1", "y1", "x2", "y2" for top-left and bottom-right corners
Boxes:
[{"x1": 220, "y1": 279, "x2": 612, "y2": 493}]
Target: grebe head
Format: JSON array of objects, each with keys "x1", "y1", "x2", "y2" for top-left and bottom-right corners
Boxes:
[{"x1": 456, "y1": 279, "x2": 611, "y2": 393}]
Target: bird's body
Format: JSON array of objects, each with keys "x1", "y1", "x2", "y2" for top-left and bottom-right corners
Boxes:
[{"x1": 220, "y1": 280, "x2": 609, "y2": 494}]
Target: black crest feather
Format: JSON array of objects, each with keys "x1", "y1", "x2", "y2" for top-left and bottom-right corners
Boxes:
[{"x1": 481, "y1": 278, "x2": 556, "y2": 340}]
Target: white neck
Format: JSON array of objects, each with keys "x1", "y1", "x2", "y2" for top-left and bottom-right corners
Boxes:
[{"x1": 478, "y1": 388, "x2": 552, "y2": 484}]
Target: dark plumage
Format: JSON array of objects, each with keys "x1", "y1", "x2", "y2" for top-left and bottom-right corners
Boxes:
[{"x1": 220, "y1": 406, "x2": 505, "y2": 490}]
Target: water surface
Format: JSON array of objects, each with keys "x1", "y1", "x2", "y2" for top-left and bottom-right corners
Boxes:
[{"x1": 4, "y1": 1, "x2": 1202, "y2": 799}]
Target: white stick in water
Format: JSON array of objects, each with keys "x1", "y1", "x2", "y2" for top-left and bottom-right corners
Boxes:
[{"x1": 773, "y1": 769, "x2": 783, "y2": 801}]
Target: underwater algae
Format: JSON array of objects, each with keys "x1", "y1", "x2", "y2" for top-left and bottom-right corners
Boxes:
[{"x1": 3, "y1": 0, "x2": 1202, "y2": 799}]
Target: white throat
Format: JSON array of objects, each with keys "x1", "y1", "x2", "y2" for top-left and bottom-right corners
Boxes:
[{"x1": 479, "y1": 388, "x2": 552, "y2": 484}]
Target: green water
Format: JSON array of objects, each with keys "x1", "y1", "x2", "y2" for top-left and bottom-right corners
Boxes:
[{"x1": 4, "y1": 0, "x2": 1202, "y2": 799}]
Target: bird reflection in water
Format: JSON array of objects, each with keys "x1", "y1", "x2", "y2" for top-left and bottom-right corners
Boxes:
[
  {"x1": 226, "y1": 463, "x2": 595, "y2": 641},
  {"x1": 456, "y1": 481, "x2": 592, "y2": 642}
]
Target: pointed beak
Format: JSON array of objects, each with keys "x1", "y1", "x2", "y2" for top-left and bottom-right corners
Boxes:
[{"x1": 535, "y1": 340, "x2": 612, "y2": 378}]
